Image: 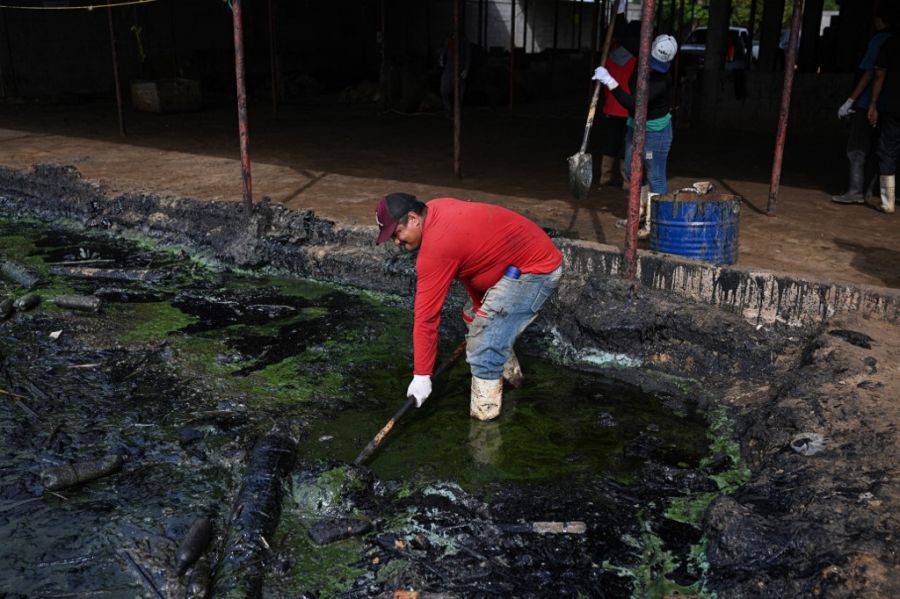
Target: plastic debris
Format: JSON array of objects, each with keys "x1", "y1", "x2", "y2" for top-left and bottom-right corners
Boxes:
[{"x1": 790, "y1": 432, "x2": 825, "y2": 456}]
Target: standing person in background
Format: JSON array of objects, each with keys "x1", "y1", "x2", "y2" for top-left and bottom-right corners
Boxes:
[
  {"x1": 597, "y1": 0, "x2": 636, "y2": 190},
  {"x1": 868, "y1": 25, "x2": 900, "y2": 214},
  {"x1": 833, "y1": 8, "x2": 895, "y2": 206},
  {"x1": 440, "y1": 33, "x2": 471, "y2": 118},
  {"x1": 592, "y1": 34, "x2": 678, "y2": 239}
]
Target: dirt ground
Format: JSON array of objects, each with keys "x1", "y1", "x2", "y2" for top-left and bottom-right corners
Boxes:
[{"x1": 0, "y1": 96, "x2": 896, "y2": 289}]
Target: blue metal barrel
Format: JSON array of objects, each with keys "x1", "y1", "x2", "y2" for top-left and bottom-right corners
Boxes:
[{"x1": 650, "y1": 190, "x2": 740, "y2": 265}]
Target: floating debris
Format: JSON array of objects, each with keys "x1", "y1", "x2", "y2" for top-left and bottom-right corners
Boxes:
[
  {"x1": 1, "y1": 260, "x2": 41, "y2": 289},
  {"x1": 13, "y1": 292, "x2": 40, "y2": 311},
  {"x1": 308, "y1": 517, "x2": 373, "y2": 545},
  {"x1": 790, "y1": 432, "x2": 825, "y2": 456},
  {"x1": 176, "y1": 517, "x2": 214, "y2": 577},
  {"x1": 828, "y1": 329, "x2": 873, "y2": 349},
  {"x1": 39, "y1": 454, "x2": 125, "y2": 492},
  {"x1": 53, "y1": 294, "x2": 102, "y2": 313}
]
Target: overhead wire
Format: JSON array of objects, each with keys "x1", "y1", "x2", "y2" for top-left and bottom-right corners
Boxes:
[{"x1": 0, "y1": 0, "x2": 157, "y2": 10}]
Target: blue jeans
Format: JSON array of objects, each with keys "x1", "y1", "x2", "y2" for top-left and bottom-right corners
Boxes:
[
  {"x1": 465, "y1": 264, "x2": 563, "y2": 380},
  {"x1": 625, "y1": 121, "x2": 673, "y2": 195}
]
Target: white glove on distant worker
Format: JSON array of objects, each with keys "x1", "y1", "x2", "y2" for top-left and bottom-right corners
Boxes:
[
  {"x1": 617, "y1": 0, "x2": 626, "y2": 14},
  {"x1": 837, "y1": 98, "x2": 855, "y2": 119},
  {"x1": 407, "y1": 375, "x2": 432, "y2": 407},
  {"x1": 592, "y1": 66, "x2": 619, "y2": 90}
]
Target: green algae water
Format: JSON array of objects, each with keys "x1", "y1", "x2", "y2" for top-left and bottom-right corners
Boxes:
[
  {"x1": 0, "y1": 219, "x2": 727, "y2": 598},
  {"x1": 299, "y1": 356, "x2": 710, "y2": 491}
]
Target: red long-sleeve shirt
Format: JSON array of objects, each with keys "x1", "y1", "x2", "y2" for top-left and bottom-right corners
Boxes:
[{"x1": 412, "y1": 198, "x2": 562, "y2": 375}]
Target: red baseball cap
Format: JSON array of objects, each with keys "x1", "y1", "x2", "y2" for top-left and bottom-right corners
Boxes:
[{"x1": 375, "y1": 192, "x2": 420, "y2": 244}]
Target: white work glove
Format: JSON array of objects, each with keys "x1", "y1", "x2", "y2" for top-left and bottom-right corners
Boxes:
[
  {"x1": 592, "y1": 66, "x2": 619, "y2": 90},
  {"x1": 617, "y1": 0, "x2": 626, "y2": 14},
  {"x1": 407, "y1": 375, "x2": 432, "y2": 407},
  {"x1": 837, "y1": 98, "x2": 855, "y2": 119}
]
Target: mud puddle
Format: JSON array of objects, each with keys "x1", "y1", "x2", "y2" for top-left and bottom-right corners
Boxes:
[{"x1": 0, "y1": 219, "x2": 741, "y2": 597}]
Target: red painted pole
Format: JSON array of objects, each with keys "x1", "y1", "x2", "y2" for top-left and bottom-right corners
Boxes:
[
  {"x1": 231, "y1": 0, "x2": 253, "y2": 213},
  {"x1": 454, "y1": 0, "x2": 462, "y2": 179},
  {"x1": 106, "y1": 1, "x2": 125, "y2": 137},
  {"x1": 766, "y1": 0, "x2": 803, "y2": 216},
  {"x1": 624, "y1": 0, "x2": 657, "y2": 280},
  {"x1": 268, "y1": 0, "x2": 279, "y2": 119},
  {"x1": 509, "y1": 0, "x2": 516, "y2": 109}
]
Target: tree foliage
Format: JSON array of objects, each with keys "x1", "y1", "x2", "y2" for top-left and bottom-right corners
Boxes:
[{"x1": 654, "y1": 0, "x2": 840, "y2": 35}]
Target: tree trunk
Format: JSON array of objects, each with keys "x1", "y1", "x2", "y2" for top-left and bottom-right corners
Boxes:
[
  {"x1": 701, "y1": 0, "x2": 732, "y2": 128},
  {"x1": 758, "y1": 0, "x2": 785, "y2": 72},
  {"x1": 798, "y1": 0, "x2": 823, "y2": 72}
]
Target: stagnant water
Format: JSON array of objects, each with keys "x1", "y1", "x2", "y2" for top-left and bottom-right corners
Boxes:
[{"x1": 0, "y1": 220, "x2": 737, "y2": 597}]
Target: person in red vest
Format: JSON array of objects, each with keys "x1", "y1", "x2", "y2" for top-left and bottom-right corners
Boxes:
[
  {"x1": 598, "y1": 0, "x2": 637, "y2": 190},
  {"x1": 375, "y1": 193, "x2": 563, "y2": 421}
]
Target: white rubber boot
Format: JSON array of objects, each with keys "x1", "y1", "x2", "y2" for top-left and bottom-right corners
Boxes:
[
  {"x1": 470, "y1": 376, "x2": 503, "y2": 421},
  {"x1": 879, "y1": 175, "x2": 895, "y2": 213},
  {"x1": 638, "y1": 187, "x2": 652, "y2": 239},
  {"x1": 616, "y1": 185, "x2": 649, "y2": 230},
  {"x1": 502, "y1": 350, "x2": 523, "y2": 388}
]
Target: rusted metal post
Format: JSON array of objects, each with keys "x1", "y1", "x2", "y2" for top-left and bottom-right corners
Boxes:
[
  {"x1": 672, "y1": 0, "x2": 685, "y2": 114},
  {"x1": 509, "y1": 0, "x2": 516, "y2": 109},
  {"x1": 454, "y1": 0, "x2": 462, "y2": 179},
  {"x1": 106, "y1": 2, "x2": 126, "y2": 137},
  {"x1": 231, "y1": 0, "x2": 253, "y2": 213},
  {"x1": 624, "y1": 0, "x2": 657, "y2": 280},
  {"x1": 766, "y1": 0, "x2": 802, "y2": 216},
  {"x1": 268, "y1": 0, "x2": 278, "y2": 119}
]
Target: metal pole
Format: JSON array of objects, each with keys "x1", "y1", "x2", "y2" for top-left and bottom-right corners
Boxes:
[
  {"x1": 231, "y1": 0, "x2": 253, "y2": 213},
  {"x1": 106, "y1": 1, "x2": 126, "y2": 137},
  {"x1": 747, "y1": 0, "x2": 758, "y2": 65},
  {"x1": 379, "y1": 0, "x2": 387, "y2": 109},
  {"x1": 454, "y1": 0, "x2": 462, "y2": 178},
  {"x1": 577, "y1": 0, "x2": 583, "y2": 49},
  {"x1": 509, "y1": 0, "x2": 515, "y2": 109},
  {"x1": 484, "y1": 0, "x2": 489, "y2": 48},
  {"x1": 531, "y1": 0, "x2": 537, "y2": 53},
  {"x1": 522, "y1": 0, "x2": 528, "y2": 55},
  {"x1": 624, "y1": 0, "x2": 657, "y2": 280},
  {"x1": 766, "y1": 0, "x2": 802, "y2": 215},
  {"x1": 478, "y1": 0, "x2": 484, "y2": 48},
  {"x1": 553, "y1": 0, "x2": 560, "y2": 50},
  {"x1": 672, "y1": 0, "x2": 685, "y2": 113},
  {"x1": 268, "y1": 0, "x2": 279, "y2": 119}
]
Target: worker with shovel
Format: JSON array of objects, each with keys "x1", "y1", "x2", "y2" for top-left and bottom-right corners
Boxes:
[
  {"x1": 593, "y1": 33, "x2": 678, "y2": 239},
  {"x1": 375, "y1": 193, "x2": 563, "y2": 421}
]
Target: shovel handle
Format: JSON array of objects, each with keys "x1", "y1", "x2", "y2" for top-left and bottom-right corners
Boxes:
[
  {"x1": 353, "y1": 340, "x2": 467, "y2": 465},
  {"x1": 578, "y1": 5, "x2": 619, "y2": 154}
]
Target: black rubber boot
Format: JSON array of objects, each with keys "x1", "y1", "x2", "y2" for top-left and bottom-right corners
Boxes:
[{"x1": 832, "y1": 160, "x2": 865, "y2": 204}]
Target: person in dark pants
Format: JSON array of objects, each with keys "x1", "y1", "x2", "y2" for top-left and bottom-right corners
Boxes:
[
  {"x1": 597, "y1": 0, "x2": 636, "y2": 190},
  {"x1": 593, "y1": 34, "x2": 678, "y2": 239},
  {"x1": 868, "y1": 32, "x2": 900, "y2": 214},
  {"x1": 374, "y1": 193, "x2": 563, "y2": 421},
  {"x1": 833, "y1": 9, "x2": 895, "y2": 205}
]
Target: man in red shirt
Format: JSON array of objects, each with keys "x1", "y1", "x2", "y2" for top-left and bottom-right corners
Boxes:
[{"x1": 375, "y1": 193, "x2": 564, "y2": 420}]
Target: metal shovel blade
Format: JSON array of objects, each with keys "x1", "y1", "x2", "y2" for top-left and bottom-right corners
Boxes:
[{"x1": 568, "y1": 151, "x2": 593, "y2": 202}]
